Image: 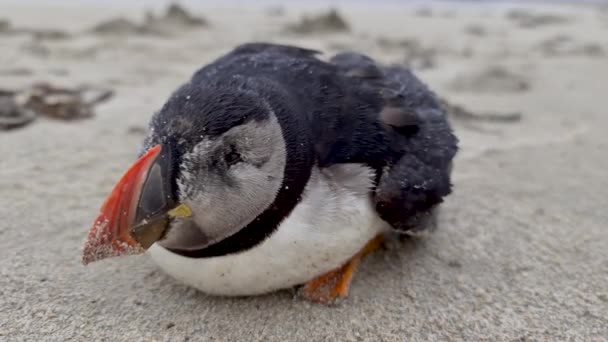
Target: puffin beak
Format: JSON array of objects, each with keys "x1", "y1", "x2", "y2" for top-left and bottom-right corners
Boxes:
[{"x1": 81, "y1": 144, "x2": 190, "y2": 265}]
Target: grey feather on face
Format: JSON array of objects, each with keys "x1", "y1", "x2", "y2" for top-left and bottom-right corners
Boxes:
[{"x1": 159, "y1": 112, "x2": 286, "y2": 251}]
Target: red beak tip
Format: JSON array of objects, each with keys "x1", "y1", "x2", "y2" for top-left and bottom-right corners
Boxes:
[
  {"x1": 81, "y1": 244, "x2": 107, "y2": 265},
  {"x1": 82, "y1": 144, "x2": 163, "y2": 266},
  {"x1": 81, "y1": 218, "x2": 146, "y2": 265},
  {"x1": 81, "y1": 239, "x2": 146, "y2": 265}
]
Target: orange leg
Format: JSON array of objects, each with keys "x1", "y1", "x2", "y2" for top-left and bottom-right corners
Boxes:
[{"x1": 299, "y1": 234, "x2": 385, "y2": 305}]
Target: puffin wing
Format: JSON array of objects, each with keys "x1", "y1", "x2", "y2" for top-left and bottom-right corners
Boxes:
[
  {"x1": 330, "y1": 52, "x2": 459, "y2": 233},
  {"x1": 191, "y1": 42, "x2": 321, "y2": 85}
]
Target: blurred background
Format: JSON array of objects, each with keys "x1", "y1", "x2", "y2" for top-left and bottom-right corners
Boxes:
[{"x1": 1, "y1": 1, "x2": 607, "y2": 341}]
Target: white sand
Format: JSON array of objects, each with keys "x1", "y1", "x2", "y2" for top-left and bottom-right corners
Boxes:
[{"x1": 1, "y1": 2, "x2": 607, "y2": 341}]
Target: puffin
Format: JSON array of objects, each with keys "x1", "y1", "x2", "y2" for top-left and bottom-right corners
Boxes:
[{"x1": 82, "y1": 43, "x2": 458, "y2": 304}]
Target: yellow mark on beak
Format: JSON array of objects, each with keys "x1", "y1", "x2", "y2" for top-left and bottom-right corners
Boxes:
[{"x1": 168, "y1": 203, "x2": 193, "y2": 218}]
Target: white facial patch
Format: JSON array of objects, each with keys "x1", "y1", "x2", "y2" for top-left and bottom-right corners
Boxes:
[{"x1": 161, "y1": 112, "x2": 287, "y2": 250}]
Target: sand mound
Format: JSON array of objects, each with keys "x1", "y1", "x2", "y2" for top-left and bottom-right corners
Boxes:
[
  {"x1": 0, "y1": 18, "x2": 10, "y2": 32},
  {"x1": 537, "y1": 35, "x2": 605, "y2": 57},
  {"x1": 440, "y1": 98, "x2": 522, "y2": 123},
  {"x1": 266, "y1": 6, "x2": 286, "y2": 17},
  {"x1": 449, "y1": 66, "x2": 530, "y2": 93},
  {"x1": 90, "y1": 17, "x2": 147, "y2": 35},
  {"x1": 506, "y1": 9, "x2": 569, "y2": 28},
  {"x1": 285, "y1": 9, "x2": 350, "y2": 34},
  {"x1": 141, "y1": 3, "x2": 207, "y2": 34},
  {"x1": 0, "y1": 18, "x2": 69, "y2": 40},
  {"x1": 376, "y1": 37, "x2": 437, "y2": 70},
  {"x1": 464, "y1": 24, "x2": 486, "y2": 36},
  {"x1": 89, "y1": 3, "x2": 207, "y2": 37}
]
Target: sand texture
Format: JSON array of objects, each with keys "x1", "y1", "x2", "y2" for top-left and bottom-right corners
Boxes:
[{"x1": 1, "y1": 2, "x2": 607, "y2": 341}]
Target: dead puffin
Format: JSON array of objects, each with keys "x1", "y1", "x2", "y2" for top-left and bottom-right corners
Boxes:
[{"x1": 82, "y1": 43, "x2": 458, "y2": 304}]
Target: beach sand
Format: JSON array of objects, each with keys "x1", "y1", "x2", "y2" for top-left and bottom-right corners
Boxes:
[{"x1": 1, "y1": 2, "x2": 607, "y2": 341}]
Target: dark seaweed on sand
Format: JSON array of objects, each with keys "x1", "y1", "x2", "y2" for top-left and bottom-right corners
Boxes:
[{"x1": 0, "y1": 83, "x2": 113, "y2": 131}]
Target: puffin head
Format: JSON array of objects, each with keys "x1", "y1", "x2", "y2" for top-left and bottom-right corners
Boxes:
[{"x1": 82, "y1": 82, "x2": 294, "y2": 264}]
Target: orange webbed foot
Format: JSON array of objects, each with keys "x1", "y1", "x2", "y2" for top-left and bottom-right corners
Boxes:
[{"x1": 298, "y1": 234, "x2": 385, "y2": 305}]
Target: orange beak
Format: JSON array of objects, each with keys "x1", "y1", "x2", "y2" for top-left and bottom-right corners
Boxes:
[{"x1": 82, "y1": 144, "x2": 175, "y2": 265}]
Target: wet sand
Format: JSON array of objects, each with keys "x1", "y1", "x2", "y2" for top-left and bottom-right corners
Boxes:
[{"x1": 1, "y1": 2, "x2": 607, "y2": 341}]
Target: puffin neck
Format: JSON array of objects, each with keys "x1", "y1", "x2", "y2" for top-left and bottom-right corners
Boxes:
[{"x1": 167, "y1": 101, "x2": 315, "y2": 258}]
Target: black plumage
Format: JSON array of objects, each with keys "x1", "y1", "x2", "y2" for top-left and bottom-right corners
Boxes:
[
  {"x1": 146, "y1": 42, "x2": 458, "y2": 256},
  {"x1": 328, "y1": 50, "x2": 458, "y2": 231}
]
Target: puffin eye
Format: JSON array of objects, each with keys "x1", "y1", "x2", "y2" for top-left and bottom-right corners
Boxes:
[{"x1": 224, "y1": 145, "x2": 242, "y2": 166}]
